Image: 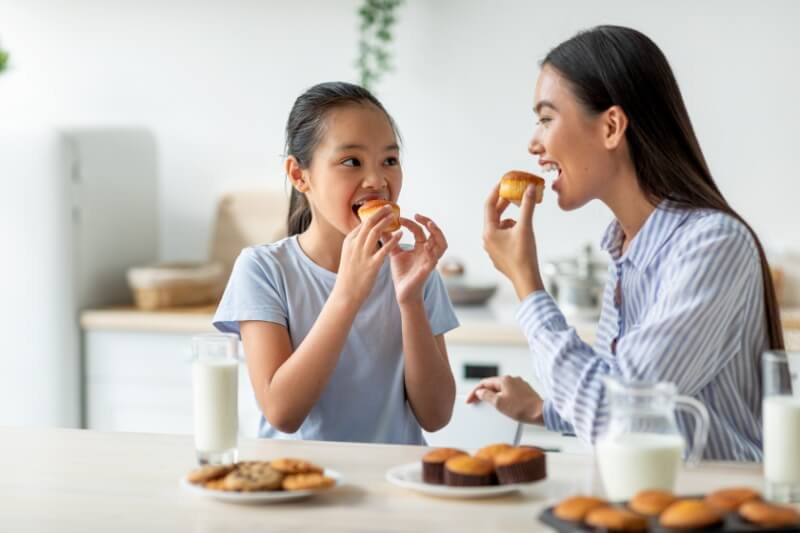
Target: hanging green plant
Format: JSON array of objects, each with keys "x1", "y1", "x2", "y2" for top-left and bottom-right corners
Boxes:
[
  {"x1": 0, "y1": 45, "x2": 8, "y2": 75},
  {"x1": 356, "y1": 0, "x2": 403, "y2": 91}
]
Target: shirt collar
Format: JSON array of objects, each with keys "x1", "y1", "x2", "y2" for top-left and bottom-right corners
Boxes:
[{"x1": 601, "y1": 200, "x2": 690, "y2": 269}]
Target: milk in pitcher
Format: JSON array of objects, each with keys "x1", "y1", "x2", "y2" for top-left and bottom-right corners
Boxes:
[{"x1": 596, "y1": 432, "x2": 685, "y2": 501}]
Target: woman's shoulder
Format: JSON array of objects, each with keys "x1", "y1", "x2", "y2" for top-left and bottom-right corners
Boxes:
[{"x1": 674, "y1": 208, "x2": 760, "y2": 264}]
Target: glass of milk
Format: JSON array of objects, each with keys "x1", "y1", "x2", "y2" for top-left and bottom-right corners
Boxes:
[
  {"x1": 762, "y1": 350, "x2": 800, "y2": 503},
  {"x1": 191, "y1": 333, "x2": 240, "y2": 465},
  {"x1": 595, "y1": 377, "x2": 710, "y2": 501}
]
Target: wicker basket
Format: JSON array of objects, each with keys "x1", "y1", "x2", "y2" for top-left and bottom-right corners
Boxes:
[{"x1": 127, "y1": 262, "x2": 225, "y2": 310}]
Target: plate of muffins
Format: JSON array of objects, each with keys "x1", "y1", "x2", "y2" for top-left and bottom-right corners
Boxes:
[
  {"x1": 181, "y1": 458, "x2": 342, "y2": 503},
  {"x1": 539, "y1": 487, "x2": 800, "y2": 532},
  {"x1": 385, "y1": 444, "x2": 547, "y2": 498}
]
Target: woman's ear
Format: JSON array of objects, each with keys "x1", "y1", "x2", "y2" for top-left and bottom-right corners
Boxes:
[
  {"x1": 603, "y1": 105, "x2": 628, "y2": 150},
  {"x1": 285, "y1": 156, "x2": 309, "y2": 193}
]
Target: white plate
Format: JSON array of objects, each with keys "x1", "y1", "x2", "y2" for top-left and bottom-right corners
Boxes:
[
  {"x1": 385, "y1": 462, "x2": 540, "y2": 499},
  {"x1": 180, "y1": 469, "x2": 342, "y2": 504}
]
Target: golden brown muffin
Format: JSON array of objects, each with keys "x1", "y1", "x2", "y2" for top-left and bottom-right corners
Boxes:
[
  {"x1": 474, "y1": 443, "x2": 514, "y2": 463},
  {"x1": 553, "y1": 496, "x2": 609, "y2": 522},
  {"x1": 493, "y1": 447, "x2": 547, "y2": 485},
  {"x1": 356, "y1": 199, "x2": 401, "y2": 232},
  {"x1": 585, "y1": 506, "x2": 648, "y2": 532},
  {"x1": 443, "y1": 456, "x2": 494, "y2": 487},
  {"x1": 705, "y1": 486, "x2": 761, "y2": 512},
  {"x1": 659, "y1": 499, "x2": 724, "y2": 530},
  {"x1": 421, "y1": 448, "x2": 468, "y2": 484},
  {"x1": 499, "y1": 170, "x2": 545, "y2": 205},
  {"x1": 739, "y1": 500, "x2": 800, "y2": 528},
  {"x1": 628, "y1": 489, "x2": 677, "y2": 517}
]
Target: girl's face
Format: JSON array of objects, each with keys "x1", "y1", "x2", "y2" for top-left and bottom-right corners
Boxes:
[
  {"x1": 528, "y1": 65, "x2": 616, "y2": 211},
  {"x1": 302, "y1": 103, "x2": 402, "y2": 236}
]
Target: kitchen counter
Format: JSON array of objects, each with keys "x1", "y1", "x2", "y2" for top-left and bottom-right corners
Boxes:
[
  {"x1": 79, "y1": 294, "x2": 602, "y2": 346},
  {"x1": 1, "y1": 426, "x2": 774, "y2": 532}
]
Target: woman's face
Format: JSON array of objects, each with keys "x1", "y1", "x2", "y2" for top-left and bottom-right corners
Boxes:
[
  {"x1": 529, "y1": 65, "x2": 614, "y2": 211},
  {"x1": 303, "y1": 103, "x2": 402, "y2": 236}
]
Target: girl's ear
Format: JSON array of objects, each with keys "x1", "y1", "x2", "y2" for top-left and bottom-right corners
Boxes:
[
  {"x1": 285, "y1": 155, "x2": 309, "y2": 193},
  {"x1": 603, "y1": 105, "x2": 628, "y2": 150}
]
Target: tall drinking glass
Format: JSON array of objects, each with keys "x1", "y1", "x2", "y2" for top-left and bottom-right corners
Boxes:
[
  {"x1": 192, "y1": 333, "x2": 239, "y2": 465},
  {"x1": 762, "y1": 350, "x2": 800, "y2": 503}
]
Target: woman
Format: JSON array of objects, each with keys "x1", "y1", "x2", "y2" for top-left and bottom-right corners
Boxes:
[{"x1": 467, "y1": 25, "x2": 783, "y2": 461}]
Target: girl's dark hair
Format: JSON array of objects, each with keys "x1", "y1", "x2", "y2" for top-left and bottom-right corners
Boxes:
[
  {"x1": 544, "y1": 25, "x2": 783, "y2": 350},
  {"x1": 284, "y1": 81, "x2": 399, "y2": 236}
]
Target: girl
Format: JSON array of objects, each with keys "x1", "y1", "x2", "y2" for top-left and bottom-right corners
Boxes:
[
  {"x1": 214, "y1": 82, "x2": 458, "y2": 444},
  {"x1": 468, "y1": 26, "x2": 783, "y2": 461}
]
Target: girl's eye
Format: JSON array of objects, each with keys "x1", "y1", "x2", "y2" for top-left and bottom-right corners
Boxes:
[
  {"x1": 536, "y1": 117, "x2": 552, "y2": 126},
  {"x1": 342, "y1": 158, "x2": 361, "y2": 167},
  {"x1": 384, "y1": 157, "x2": 399, "y2": 166}
]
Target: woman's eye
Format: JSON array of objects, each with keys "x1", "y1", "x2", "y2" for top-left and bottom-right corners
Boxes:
[
  {"x1": 384, "y1": 157, "x2": 399, "y2": 166},
  {"x1": 342, "y1": 158, "x2": 361, "y2": 167},
  {"x1": 537, "y1": 117, "x2": 552, "y2": 126}
]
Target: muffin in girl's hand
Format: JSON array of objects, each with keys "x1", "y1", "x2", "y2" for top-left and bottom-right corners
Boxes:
[
  {"x1": 499, "y1": 170, "x2": 545, "y2": 205},
  {"x1": 356, "y1": 199, "x2": 401, "y2": 232}
]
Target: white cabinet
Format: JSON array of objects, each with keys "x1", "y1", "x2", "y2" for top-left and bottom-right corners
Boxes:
[{"x1": 84, "y1": 329, "x2": 262, "y2": 438}]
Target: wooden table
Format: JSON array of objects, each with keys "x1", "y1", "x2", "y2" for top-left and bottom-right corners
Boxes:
[{"x1": 2, "y1": 427, "x2": 767, "y2": 532}]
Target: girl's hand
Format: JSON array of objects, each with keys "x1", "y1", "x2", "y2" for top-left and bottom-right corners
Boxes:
[
  {"x1": 390, "y1": 214, "x2": 447, "y2": 305},
  {"x1": 334, "y1": 205, "x2": 402, "y2": 306},
  {"x1": 483, "y1": 181, "x2": 545, "y2": 300},
  {"x1": 466, "y1": 375, "x2": 544, "y2": 424}
]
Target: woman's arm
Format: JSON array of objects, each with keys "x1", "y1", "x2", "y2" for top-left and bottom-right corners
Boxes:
[{"x1": 399, "y1": 303, "x2": 455, "y2": 432}]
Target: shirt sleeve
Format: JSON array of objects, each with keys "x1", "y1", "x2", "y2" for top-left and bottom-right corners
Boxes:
[
  {"x1": 212, "y1": 247, "x2": 289, "y2": 337},
  {"x1": 517, "y1": 223, "x2": 759, "y2": 445},
  {"x1": 423, "y1": 271, "x2": 460, "y2": 336}
]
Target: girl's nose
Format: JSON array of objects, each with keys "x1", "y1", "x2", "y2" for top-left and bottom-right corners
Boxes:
[{"x1": 362, "y1": 170, "x2": 387, "y2": 189}]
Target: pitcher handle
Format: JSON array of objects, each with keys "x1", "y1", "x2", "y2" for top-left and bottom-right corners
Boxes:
[{"x1": 674, "y1": 395, "x2": 710, "y2": 467}]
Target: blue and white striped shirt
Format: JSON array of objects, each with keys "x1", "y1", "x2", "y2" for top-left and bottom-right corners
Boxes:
[{"x1": 518, "y1": 201, "x2": 768, "y2": 461}]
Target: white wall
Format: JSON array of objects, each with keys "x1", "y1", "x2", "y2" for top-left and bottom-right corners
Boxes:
[{"x1": 1, "y1": 0, "x2": 799, "y2": 424}]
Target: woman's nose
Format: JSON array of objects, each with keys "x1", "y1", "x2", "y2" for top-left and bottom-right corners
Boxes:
[{"x1": 528, "y1": 132, "x2": 543, "y2": 156}]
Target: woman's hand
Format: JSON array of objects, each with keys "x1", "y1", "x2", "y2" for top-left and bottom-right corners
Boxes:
[
  {"x1": 466, "y1": 375, "x2": 544, "y2": 425},
  {"x1": 483, "y1": 181, "x2": 545, "y2": 300},
  {"x1": 390, "y1": 214, "x2": 447, "y2": 305},
  {"x1": 334, "y1": 205, "x2": 402, "y2": 306}
]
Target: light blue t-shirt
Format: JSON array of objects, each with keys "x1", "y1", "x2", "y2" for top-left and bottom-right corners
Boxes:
[{"x1": 213, "y1": 235, "x2": 460, "y2": 445}]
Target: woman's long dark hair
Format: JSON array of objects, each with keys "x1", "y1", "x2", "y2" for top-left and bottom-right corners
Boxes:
[
  {"x1": 284, "y1": 81, "x2": 399, "y2": 236},
  {"x1": 544, "y1": 25, "x2": 784, "y2": 350}
]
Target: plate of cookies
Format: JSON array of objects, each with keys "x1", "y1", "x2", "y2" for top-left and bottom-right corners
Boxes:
[
  {"x1": 539, "y1": 487, "x2": 800, "y2": 532},
  {"x1": 386, "y1": 444, "x2": 547, "y2": 499},
  {"x1": 182, "y1": 458, "x2": 342, "y2": 503}
]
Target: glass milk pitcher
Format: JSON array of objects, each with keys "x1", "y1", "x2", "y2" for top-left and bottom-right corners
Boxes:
[{"x1": 595, "y1": 377, "x2": 710, "y2": 500}]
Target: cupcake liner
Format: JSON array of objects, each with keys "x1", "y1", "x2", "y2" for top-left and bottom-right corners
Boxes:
[
  {"x1": 422, "y1": 462, "x2": 445, "y2": 485},
  {"x1": 444, "y1": 470, "x2": 493, "y2": 487},
  {"x1": 495, "y1": 455, "x2": 546, "y2": 485}
]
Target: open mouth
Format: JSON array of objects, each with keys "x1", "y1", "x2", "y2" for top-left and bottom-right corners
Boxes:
[
  {"x1": 351, "y1": 195, "x2": 388, "y2": 217},
  {"x1": 542, "y1": 162, "x2": 562, "y2": 180}
]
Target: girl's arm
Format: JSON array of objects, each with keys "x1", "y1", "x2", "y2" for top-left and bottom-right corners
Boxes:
[
  {"x1": 399, "y1": 303, "x2": 455, "y2": 432},
  {"x1": 390, "y1": 214, "x2": 456, "y2": 432},
  {"x1": 242, "y1": 208, "x2": 401, "y2": 434}
]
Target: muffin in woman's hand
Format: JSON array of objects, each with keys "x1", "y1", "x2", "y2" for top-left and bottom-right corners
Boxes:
[
  {"x1": 356, "y1": 199, "x2": 401, "y2": 232},
  {"x1": 493, "y1": 446, "x2": 547, "y2": 485},
  {"x1": 443, "y1": 456, "x2": 494, "y2": 487},
  {"x1": 499, "y1": 170, "x2": 545, "y2": 205},
  {"x1": 421, "y1": 448, "x2": 467, "y2": 484}
]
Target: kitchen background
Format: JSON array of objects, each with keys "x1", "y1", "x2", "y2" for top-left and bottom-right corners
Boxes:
[{"x1": 1, "y1": 0, "x2": 798, "y2": 432}]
